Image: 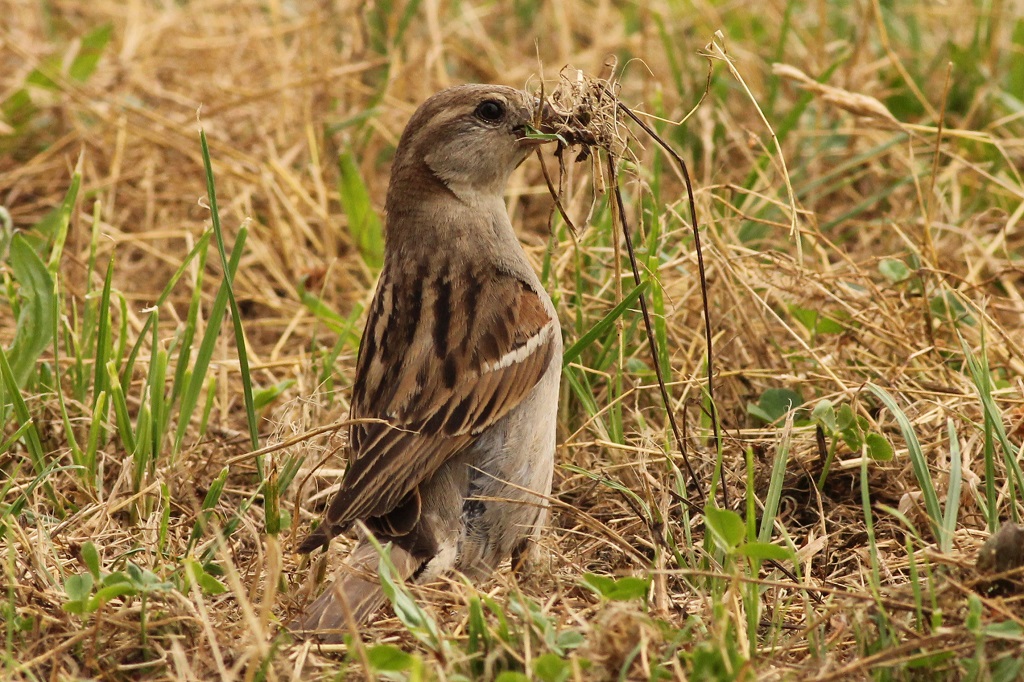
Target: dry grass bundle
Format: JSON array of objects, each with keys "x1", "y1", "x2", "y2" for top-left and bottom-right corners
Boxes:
[{"x1": 544, "y1": 67, "x2": 628, "y2": 157}]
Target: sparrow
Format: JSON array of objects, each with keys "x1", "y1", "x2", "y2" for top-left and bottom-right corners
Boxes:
[{"x1": 293, "y1": 85, "x2": 561, "y2": 640}]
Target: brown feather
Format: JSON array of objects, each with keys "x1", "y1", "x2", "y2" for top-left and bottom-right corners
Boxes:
[
  {"x1": 299, "y1": 265, "x2": 556, "y2": 548},
  {"x1": 292, "y1": 541, "x2": 423, "y2": 642}
]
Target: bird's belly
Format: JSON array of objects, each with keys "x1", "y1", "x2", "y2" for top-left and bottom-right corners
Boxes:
[
  {"x1": 410, "y1": 332, "x2": 561, "y2": 584},
  {"x1": 454, "y1": 353, "x2": 559, "y2": 576}
]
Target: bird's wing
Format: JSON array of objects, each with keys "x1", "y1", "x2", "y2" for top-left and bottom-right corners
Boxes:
[{"x1": 315, "y1": 265, "x2": 558, "y2": 537}]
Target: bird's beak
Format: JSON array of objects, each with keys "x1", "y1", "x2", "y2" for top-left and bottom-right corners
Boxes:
[{"x1": 515, "y1": 98, "x2": 561, "y2": 148}]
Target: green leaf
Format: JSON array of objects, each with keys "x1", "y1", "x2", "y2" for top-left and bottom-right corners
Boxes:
[
  {"x1": 533, "y1": 653, "x2": 571, "y2": 682},
  {"x1": 865, "y1": 431, "x2": 894, "y2": 461},
  {"x1": 22, "y1": 24, "x2": 110, "y2": 92},
  {"x1": 126, "y1": 561, "x2": 144, "y2": 585},
  {"x1": 6, "y1": 234, "x2": 55, "y2": 388},
  {"x1": 68, "y1": 24, "x2": 112, "y2": 83},
  {"x1": 337, "y1": 150, "x2": 383, "y2": 269},
  {"x1": 581, "y1": 573, "x2": 651, "y2": 601},
  {"x1": 929, "y1": 291, "x2": 975, "y2": 325},
  {"x1": 1010, "y1": 20, "x2": 1024, "y2": 95},
  {"x1": 966, "y1": 594, "x2": 982, "y2": 631},
  {"x1": 811, "y1": 399, "x2": 838, "y2": 433},
  {"x1": 81, "y1": 541, "x2": 101, "y2": 580},
  {"x1": 737, "y1": 542, "x2": 793, "y2": 562},
  {"x1": 788, "y1": 305, "x2": 845, "y2": 335},
  {"x1": 837, "y1": 403, "x2": 863, "y2": 451},
  {"x1": 62, "y1": 599, "x2": 88, "y2": 615},
  {"x1": 982, "y1": 620, "x2": 1024, "y2": 640},
  {"x1": 253, "y1": 379, "x2": 295, "y2": 411},
  {"x1": 747, "y1": 388, "x2": 804, "y2": 425},
  {"x1": 90, "y1": 582, "x2": 137, "y2": 608},
  {"x1": 25, "y1": 59, "x2": 61, "y2": 91},
  {"x1": 705, "y1": 506, "x2": 745, "y2": 551},
  {"x1": 992, "y1": 656, "x2": 1024, "y2": 682},
  {"x1": 1, "y1": 88, "x2": 37, "y2": 132},
  {"x1": 102, "y1": 571, "x2": 130, "y2": 587},
  {"x1": 495, "y1": 673, "x2": 529, "y2": 682},
  {"x1": 367, "y1": 644, "x2": 414, "y2": 672},
  {"x1": 879, "y1": 257, "x2": 912, "y2": 283},
  {"x1": 556, "y1": 629, "x2": 585, "y2": 650},
  {"x1": 64, "y1": 573, "x2": 94, "y2": 602},
  {"x1": 197, "y1": 571, "x2": 227, "y2": 595}
]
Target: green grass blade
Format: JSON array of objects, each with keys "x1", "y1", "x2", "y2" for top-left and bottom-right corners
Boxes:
[
  {"x1": 6, "y1": 234, "x2": 55, "y2": 389},
  {"x1": 365, "y1": 531, "x2": 447, "y2": 655},
  {"x1": 132, "y1": 403, "x2": 152, "y2": 494},
  {"x1": 867, "y1": 383, "x2": 944, "y2": 545},
  {"x1": 959, "y1": 335, "x2": 1024, "y2": 515},
  {"x1": 188, "y1": 466, "x2": 229, "y2": 553},
  {"x1": 44, "y1": 163, "x2": 81, "y2": 273},
  {"x1": 941, "y1": 418, "x2": 962, "y2": 555},
  {"x1": 562, "y1": 366, "x2": 602, "y2": 426},
  {"x1": 120, "y1": 232, "x2": 211, "y2": 390},
  {"x1": 0, "y1": 345, "x2": 55, "y2": 508},
  {"x1": 0, "y1": 421, "x2": 33, "y2": 457},
  {"x1": 49, "y1": 274, "x2": 83, "y2": 478},
  {"x1": 107, "y1": 359, "x2": 136, "y2": 455},
  {"x1": 199, "y1": 130, "x2": 259, "y2": 456},
  {"x1": 0, "y1": 345, "x2": 46, "y2": 474},
  {"x1": 84, "y1": 391, "x2": 107, "y2": 486},
  {"x1": 173, "y1": 227, "x2": 247, "y2": 458},
  {"x1": 198, "y1": 374, "x2": 217, "y2": 442},
  {"x1": 91, "y1": 257, "x2": 114, "y2": 409},
  {"x1": 148, "y1": 335, "x2": 169, "y2": 461},
  {"x1": 982, "y1": 415, "x2": 997, "y2": 531},
  {"x1": 170, "y1": 236, "x2": 211, "y2": 405},
  {"x1": 758, "y1": 419, "x2": 792, "y2": 544},
  {"x1": 337, "y1": 148, "x2": 384, "y2": 269},
  {"x1": 297, "y1": 282, "x2": 363, "y2": 345},
  {"x1": 562, "y1": 279, "x2": 650, "y2": 366}
]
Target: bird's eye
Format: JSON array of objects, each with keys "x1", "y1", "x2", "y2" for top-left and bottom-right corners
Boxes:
[{"x1": 474, "y1": 100, "x2": 505, "y2": 123}]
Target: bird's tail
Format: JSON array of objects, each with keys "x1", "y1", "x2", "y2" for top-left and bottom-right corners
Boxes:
[{"x1": 292, "y1": 541, "x2": 422, "y2": 642}]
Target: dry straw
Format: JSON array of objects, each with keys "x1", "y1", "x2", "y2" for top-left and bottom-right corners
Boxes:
[{"x1": 538, "y1": 66, "x2": 717, "y2": 507}]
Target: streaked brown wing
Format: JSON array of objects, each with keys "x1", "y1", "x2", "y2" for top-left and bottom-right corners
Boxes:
[{"x1": 317, "y1": 262, "x2": 557, "y2": 535}]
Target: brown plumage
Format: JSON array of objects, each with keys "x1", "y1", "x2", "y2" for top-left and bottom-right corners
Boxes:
[{"x1": 294, "y1": 85, "x2": 561, "y2": 639}]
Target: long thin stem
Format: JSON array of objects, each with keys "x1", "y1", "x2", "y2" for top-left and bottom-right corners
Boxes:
[
  {"x1": 609, "y1": 95, "x2": 724, "y2": 509},
  {"x1": 606, "y1": 155, "x2": 705, "y2": 507}
]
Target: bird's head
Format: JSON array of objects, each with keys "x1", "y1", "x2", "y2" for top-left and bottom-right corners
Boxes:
[{"x1": 387, "y1": 85, "x2": 551, "y2": 206}]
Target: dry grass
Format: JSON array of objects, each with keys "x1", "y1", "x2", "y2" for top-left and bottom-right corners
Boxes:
[{"x1": 3, "y1": 0, "x2": 1024, "y2": 680}]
